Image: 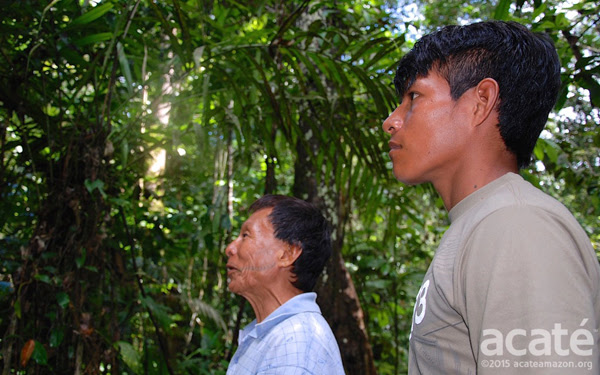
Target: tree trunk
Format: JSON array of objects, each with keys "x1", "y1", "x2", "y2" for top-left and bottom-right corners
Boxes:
[
  {"x1": 9, "y1": 126, "x2": 113, "y2": 372},
  {"x1": 293, "y1": 124, "x2": 376, "y2": 375},
  {"x1": 316, "y1": 241, "x2": 377, "y2": 375},
  {"x1": 283, "y1": 1, "x2": 376, "y2": 372}
]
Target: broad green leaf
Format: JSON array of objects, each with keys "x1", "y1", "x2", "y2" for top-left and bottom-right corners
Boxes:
[
  {"x1": 542, "y1": 138, "x2": 560, "y2": 164},
  {"x1": 32, "y1": 341, "x2": 48, "y2": 365},
  {"x1": 70, "y1": 3, "x2": 113, "y2": 27},
  {"x1": 84, "y1": 179, "x2": 107, "y2": 198},
  {"x1": 366, "y1": 279, "x2": 390, "y2": 290},
  {"x1": 56, "y1": 292, "x2": 70, "y2": 309},
  {"x1": 43, "y1": 104, "x2": 60, "y2": 117},
  {"x1": 140, "y1": 296, "x2": 173, "y2": 330},
  {"x1": 493, "y1": 0, "x2": 511, "y2": 20},
  {"x1": 117, "y1": 42, "x2": 133, "y2": 94},
  {"x1": 115, "y1": 341, "x2": 142, "y2": 374},
  {"x1": 49, "y1": 329, "x2": 64, "y2": 348},
  {"x1": 34, "y1": 274, "x2": 52, "y2": 284},
  {"x1": 73, "y1": 32, "x2": 113, "y2": 47},
  {"x1": 531, "y1": 3, "x2": 547, "y2": 19},
  {"x1": 576, "y1": 75, "x2": 600, "y2": 107},
  {"x1": 533, "y1": 142, "x2": 544, "y2": 161},
  {"x1": 350, "y1": 36, "x2": 389, "y2": 63}
]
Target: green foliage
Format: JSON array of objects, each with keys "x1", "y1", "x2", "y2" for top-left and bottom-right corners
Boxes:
[
  {"x1": 115, "y1": 341, "x2": 142, "y2": 374},
  {"x1": 1, "y1": 0, "x2": 598, "y2": 374},
  {"x1": 32, "y1": 340, "x2": 48, "y2": 366}
]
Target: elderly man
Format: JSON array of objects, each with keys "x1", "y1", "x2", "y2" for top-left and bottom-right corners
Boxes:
[{"x1": 225, "y1": 194, "x2": 345, "y2": 375}]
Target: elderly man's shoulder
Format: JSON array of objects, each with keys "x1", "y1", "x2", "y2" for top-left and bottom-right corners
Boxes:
[
  {"x1": 259, "y1": 311, "x2": 343, "y2": 371},
  {"x1": 268, "y1": 311, "x2": 338, "y2": 348}
]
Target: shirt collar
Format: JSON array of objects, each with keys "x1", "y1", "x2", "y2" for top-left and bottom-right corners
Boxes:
[
  {"x1": 448, "y1": 172, "x2": 521, "y2": 223},
  {"x1": 238, "y1": 292, "x2": 321, "y2": 343}
]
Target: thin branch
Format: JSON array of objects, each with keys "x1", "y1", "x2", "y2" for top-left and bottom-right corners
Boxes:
[
  {"x1": 225, "y1": 297, "x2": 246, "y2": 362},
  {"x1": 100, "y1": 0, "x2": 141, "y2": 132},
  {"x1": 118, "y1": 208, "x2": 175, "y2": 375}
]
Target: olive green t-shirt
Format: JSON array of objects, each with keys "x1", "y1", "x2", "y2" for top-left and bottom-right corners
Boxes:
[{"x1": 408, "y1": 172, "x2": 599, "y2": 374}]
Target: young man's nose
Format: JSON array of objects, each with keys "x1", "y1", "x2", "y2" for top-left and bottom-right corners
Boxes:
[{"x1": 382, "y1": 106, "x2": 404, "y2": 134}]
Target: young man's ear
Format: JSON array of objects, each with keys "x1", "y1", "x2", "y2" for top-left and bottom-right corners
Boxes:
[
  {"x1": 279, "y1": 244, "x2": 302, "y2": 268},
  {"x1": 473, "y1": 78, "x2": 500, "y2": 126}
]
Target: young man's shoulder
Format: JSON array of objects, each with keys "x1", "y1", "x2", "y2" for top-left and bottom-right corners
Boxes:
[
  {"x1": 463, "y1": 172, "x2": 577, "y2": 226},
  {"x1": 458, "y1": 173, "x2": 599, "y2": 287}
]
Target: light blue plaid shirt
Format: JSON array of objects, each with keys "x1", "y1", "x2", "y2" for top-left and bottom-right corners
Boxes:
[{"x1": 226, "y1": 292, "x2": 345, "y2": 375}]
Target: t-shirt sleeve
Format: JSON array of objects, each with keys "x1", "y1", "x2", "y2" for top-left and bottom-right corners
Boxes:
[{"x1": 458, "y1": 206, "x2": 599, "y2": 374}]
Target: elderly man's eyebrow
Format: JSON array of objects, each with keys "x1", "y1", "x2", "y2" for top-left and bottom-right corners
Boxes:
[
  {"x1": 240, "y1": 219, "x2": 256, "y2": 233},
  {"x1": 238, "y1": 222, "x2": 248, "y2": 232}
]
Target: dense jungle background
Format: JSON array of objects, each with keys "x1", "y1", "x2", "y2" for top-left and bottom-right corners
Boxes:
[{"x1": 1, "y1": 0, "x2": 598, "y2": 373}]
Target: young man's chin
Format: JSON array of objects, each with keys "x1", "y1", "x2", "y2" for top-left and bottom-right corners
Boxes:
[{"x1": 393, "y1": 170, "x2": 423, "y2": 186}]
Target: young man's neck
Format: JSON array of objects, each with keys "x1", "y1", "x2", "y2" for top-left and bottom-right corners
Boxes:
[
  {"x1": 443, "y1": 168, "x2": 517, "y2": 211},
  {"x1": 435, "y1": 153, "x2": 518, "y2": 211}
]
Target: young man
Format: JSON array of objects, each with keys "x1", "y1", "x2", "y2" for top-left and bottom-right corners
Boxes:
[
  {"x1": 383, "y1": 21, "x2": 599, "y2": 374},
  {"x1": 225, "y1": 195, "x2": 345, "y2": 375}
]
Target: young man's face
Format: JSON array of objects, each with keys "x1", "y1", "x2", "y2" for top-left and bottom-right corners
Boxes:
[
  {"x1": 382, "y1": 70, "x2": 473, "y2": 185},
  {"x1": 225, "y1": 208, "x2": 286, "y2": 298}
]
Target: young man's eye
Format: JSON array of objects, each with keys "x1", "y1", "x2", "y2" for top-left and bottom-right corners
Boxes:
[{"x1": 401, "y1": 91, "x2": 418, "y2": 104}]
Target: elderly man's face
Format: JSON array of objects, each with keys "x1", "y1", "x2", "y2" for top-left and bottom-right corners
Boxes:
[{"x1": 225, "y1": 208, "x2": 287, "y2": 297}]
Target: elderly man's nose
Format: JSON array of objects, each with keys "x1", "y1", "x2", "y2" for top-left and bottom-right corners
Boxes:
[{"x1": 225, "y1": 242, "x2": 236, "y2": 257}]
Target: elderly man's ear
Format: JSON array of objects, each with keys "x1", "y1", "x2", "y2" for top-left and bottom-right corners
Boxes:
[{"x1": 278, "y1": 244, "x2": 302, "y2": 268}]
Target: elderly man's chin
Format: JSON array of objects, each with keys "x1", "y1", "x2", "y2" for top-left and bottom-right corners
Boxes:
[
  {"x1": 226, "y1": 275, "x2": 238, "y2": 293},
  {"x1": 227, "y1": 275, "x2": 251, "y2": 295}
]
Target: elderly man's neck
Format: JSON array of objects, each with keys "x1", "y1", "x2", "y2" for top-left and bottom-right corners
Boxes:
[{"x1": 245, "y1": 285, "x2": 304, "y2": 323}]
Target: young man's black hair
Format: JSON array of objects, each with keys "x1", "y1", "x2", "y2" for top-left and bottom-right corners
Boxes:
[{"x1": 394, "y1": 21, "x2": 561, "y2": 168}]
